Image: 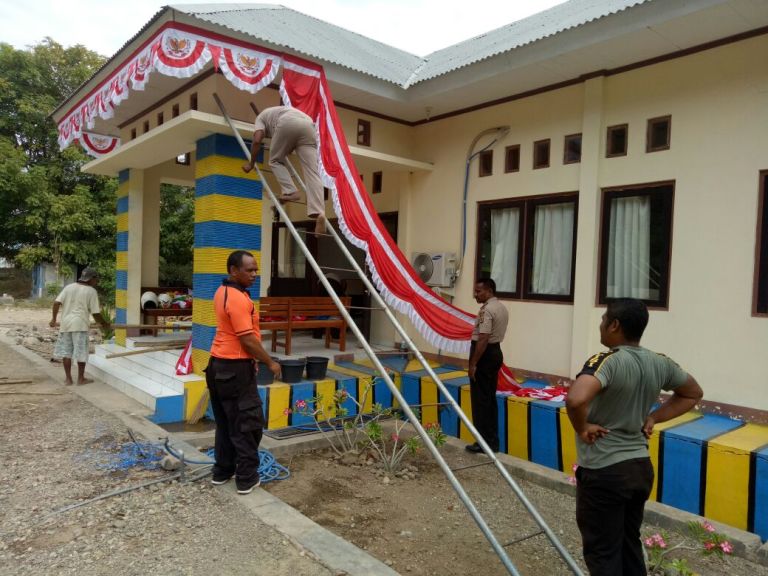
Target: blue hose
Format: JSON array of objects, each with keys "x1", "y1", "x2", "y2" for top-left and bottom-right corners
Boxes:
[{"x1": 162, "y1": 439, "x2": 290, "y2": 483}]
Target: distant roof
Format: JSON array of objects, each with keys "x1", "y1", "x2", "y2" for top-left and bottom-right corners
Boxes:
[
  {"x1": 171, "y1": 0, "x2": 652, "y2": 87},
  {"x1": 169, "y1": 3, "x2": 423, "y2": 85},
  {"x1": 413, "y1": 0, "x2": 648, "y2": 84}
]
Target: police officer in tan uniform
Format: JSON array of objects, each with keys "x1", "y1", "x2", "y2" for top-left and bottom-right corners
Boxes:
[{"x1": 466, "y1": 278, "x2": 508, "y2": 453}]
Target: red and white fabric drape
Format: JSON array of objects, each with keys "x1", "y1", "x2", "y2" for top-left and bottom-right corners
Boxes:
[
  {"x1": 56, "y1": 23, "x2": 476, "y2": 354},
  {"x1": 279, "y1": 57, "x2": 475, "y2": 352}
]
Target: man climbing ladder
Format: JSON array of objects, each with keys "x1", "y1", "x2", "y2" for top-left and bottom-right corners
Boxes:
[{"x1": 242, "y1": 105, "x2": 327, "y2": 234}]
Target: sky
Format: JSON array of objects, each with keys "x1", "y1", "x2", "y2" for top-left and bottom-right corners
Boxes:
[{"x1": 0, "y1": 0, "x2": 567, "y2": 57}]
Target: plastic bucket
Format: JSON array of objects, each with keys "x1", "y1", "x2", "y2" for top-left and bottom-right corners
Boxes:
[
  {"x1": 305, "y1": 356, "x2": 329, "y2": 380},
  {"x1": 257, "y1": 357, "x2": 280, "y2": 385},
  {"x1": 279, "y1": 358, "x2": 306, "y2": 384}
]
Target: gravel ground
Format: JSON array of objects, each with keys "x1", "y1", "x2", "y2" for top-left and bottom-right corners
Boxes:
[
  {"x1": 3, "y1": 305, "x2": 768, "y2": 575},
  {"x1": 0, "y1": 308, "x2": 333, "y2": 576}
]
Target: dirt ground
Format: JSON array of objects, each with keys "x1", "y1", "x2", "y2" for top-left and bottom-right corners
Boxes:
[
  {"x1": 266, "y1": 445, "x2": 768, "y2": 575},
  {"x1": 3, "y1": 303, "x2": 768, "y2": 575}
]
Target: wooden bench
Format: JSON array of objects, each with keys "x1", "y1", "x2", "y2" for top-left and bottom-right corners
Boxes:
[{"x1": 259, "y1": 296, "x2": 351, "y2": 356}]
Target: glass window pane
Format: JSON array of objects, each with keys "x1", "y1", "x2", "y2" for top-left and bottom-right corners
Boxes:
[
  {"x1": 606, "y1": 195, "x2": 660, "y2": 300},
  {"x1": 277, "y1": 227, "x2": 306, "y2": 278},
  {"x1": 530, "y1": 202, "x2": 575, "y2": 295},
  {"x1": 489, "y1": 207, "x2": 520, "y2": 293},
  {"x1": 758, "y1": 176, "x2": 768, "y2": 314}
]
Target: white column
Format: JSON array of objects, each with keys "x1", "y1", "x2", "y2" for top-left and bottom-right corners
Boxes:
[
  {"x1": 141, "y1": 173, "x2": 160, "y2": 287},
  {"x1": 126, "y1": 169, "x2": 145, "y2": 327},
  {"x1": 570, "y1": 77, "x2": 604, "y2": 374}
]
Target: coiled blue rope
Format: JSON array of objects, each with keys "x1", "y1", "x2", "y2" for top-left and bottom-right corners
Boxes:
[
  {"x1": 163, "y1": 439, "x2": 290, "y2": 484},
  {"x1": 75, "y1": 439, "x2": 164, "y2": 471},
  {"x1": 76, "y1": 433, "x2": 290, "y2": 484}
]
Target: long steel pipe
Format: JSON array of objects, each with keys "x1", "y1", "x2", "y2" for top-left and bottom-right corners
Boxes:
[{"x1": 213, "y1": 93, "x2": 582, "y2": 575}]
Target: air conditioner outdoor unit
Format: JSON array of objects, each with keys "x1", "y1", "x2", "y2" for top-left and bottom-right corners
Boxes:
[{"x1": 411, "y1": 252, "x2": 456, "y2": 287}]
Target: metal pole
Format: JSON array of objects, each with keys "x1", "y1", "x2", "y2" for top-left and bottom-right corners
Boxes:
[
  {"x1": 283, "y1": 159, "x2": 584, "y2": 574},
  {"x1": 213, "y1": 93, "x2": 578, "y2": 575}
]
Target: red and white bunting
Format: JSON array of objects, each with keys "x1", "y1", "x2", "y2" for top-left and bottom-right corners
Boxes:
[
  {"x1": 56, "y1": 23, "x2": 479, "y2": 353},
  {"x1": 57, "y1": 24, "x2": 282, "y2": 150},
  {"x1": 78, "y1": 132, "x2": 120, "y2": 157},
  {"x1": 217, "y1": 44, "x2": 279, "y2": 93}
]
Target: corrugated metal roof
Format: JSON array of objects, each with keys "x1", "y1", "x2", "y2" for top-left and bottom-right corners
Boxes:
[
  {"x1": 170, "y1": 3, "x2": 423, "y2": 85},
  {"x1": 53, "y1": 0, "x2": 661, "y2": 120},
  {"x1": 412, "y1": 0, "x2": 651, "y2": 85},
  {"x1": 172, "y1": 1, "x2": 654, "y2": 87}
]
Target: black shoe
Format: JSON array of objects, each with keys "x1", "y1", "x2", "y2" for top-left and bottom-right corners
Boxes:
[
  {"x1": 236, "y1": 477, "x2": 262, "y2": 495},
  {"x1": 465, "y1": 442, "x2": 483, "y2": 453},
  {"x1": 211, "y1": 476, "x2": 232, "y2": 486}
]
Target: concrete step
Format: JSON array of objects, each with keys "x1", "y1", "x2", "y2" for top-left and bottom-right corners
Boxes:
[
  {"x1": 110, "y1": 356, "x2": 185, "y2": 394},
  {"x1": 94, "y1": 344, "x2": 188, "y2": 392},
  {"x1": 89, "y1": 349, "x2": 183, "y2": 410},
  {"x1": 125, "y1": 334, "x2": 189, "y2": 351}
]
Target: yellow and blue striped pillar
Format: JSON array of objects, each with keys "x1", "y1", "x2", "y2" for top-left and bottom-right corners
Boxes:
[
  {"x1": 114, "y1": 169, "x2": 130, "y2": 346},
  {"x1": 190, "y1": 133, "x2": 262, "y2": 385}
]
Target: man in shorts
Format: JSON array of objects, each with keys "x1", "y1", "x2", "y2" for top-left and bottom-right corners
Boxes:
[{"x1": 50, "y1": 267, "x2": 110, "y2": 385}]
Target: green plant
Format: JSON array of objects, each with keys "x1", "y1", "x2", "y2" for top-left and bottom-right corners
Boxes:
[
  {"x1": 290, "y1": 375, "x2": 447, "y2": 474},
  {"x1": 644, "y1": 521, "x2": 733, "y2": 575},
  {"x1": 100, "y1": 304, "x2": 115, "y2": 340},
  {"x1": 45, "y1": 282, "x2": 62, "y2": 298}
]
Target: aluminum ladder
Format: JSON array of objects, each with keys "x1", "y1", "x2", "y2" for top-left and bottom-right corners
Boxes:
[{"x1": 213, "y1": 93, "x2": 584, "y2": 576}]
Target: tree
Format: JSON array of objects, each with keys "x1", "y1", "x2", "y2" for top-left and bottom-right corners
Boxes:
[
  {"x1": 0, "y1": 39, "x2": 116, "y2": 304},
  {"x1": 159, "y1": 184, "x2": 195, "y2": 287}
]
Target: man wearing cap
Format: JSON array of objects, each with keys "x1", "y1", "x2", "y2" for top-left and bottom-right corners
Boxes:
[
  {"x1": 242, "y1": 105, "x2": 326, "y2": 234},
  {"x1": 50, "y1": 267, "x2": 110, "y2": 385},
  {"x1": 206, "y1": 250, "x2": 281, "y2": 495}
]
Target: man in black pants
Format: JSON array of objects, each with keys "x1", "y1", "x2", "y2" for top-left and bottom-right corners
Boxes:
[
  {"x1": 206, "y1": 250, "x2": 281, "y2": 494},
  {"x1": 466, "y1": 278, "x2": 508, "y2": 454},
  {"x1": 566, "y1": 299, "x2": 703, "y2": 574}
]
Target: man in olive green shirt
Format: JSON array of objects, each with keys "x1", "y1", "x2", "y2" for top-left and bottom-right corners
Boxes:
[{"x1": 566, "y1": 298, "x2": 703, "y2": 576}]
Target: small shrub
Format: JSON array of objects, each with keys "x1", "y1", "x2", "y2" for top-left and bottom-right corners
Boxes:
[
  {"x1": 644, "y1": 521, "x2": 733, "y2": 575},
  {"x1": 45, "y1": 282, "x2": 62, "y2": 298},
  {"x1": 291, "y1": 375, "x2": 447, "y2": 474}
]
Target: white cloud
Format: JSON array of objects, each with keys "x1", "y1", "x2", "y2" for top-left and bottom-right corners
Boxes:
[{"x1": 0, "y1": 0, "x2": 566, "y2": 57}]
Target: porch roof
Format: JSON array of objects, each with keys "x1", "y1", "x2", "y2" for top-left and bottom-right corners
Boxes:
[{"x1": 81, "y1": 110, "x2": 433, "y2": 177}]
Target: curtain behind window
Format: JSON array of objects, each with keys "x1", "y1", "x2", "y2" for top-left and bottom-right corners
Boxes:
[
  {"x1": 607, "y1": 195, "x2": 654, "y2": 299},
  {"x1": 490, "y1": 207, "x2": 519, "y2": 292},
  {"x1": 531, "y1": 202, "x2": 574, "y2": 295}
]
